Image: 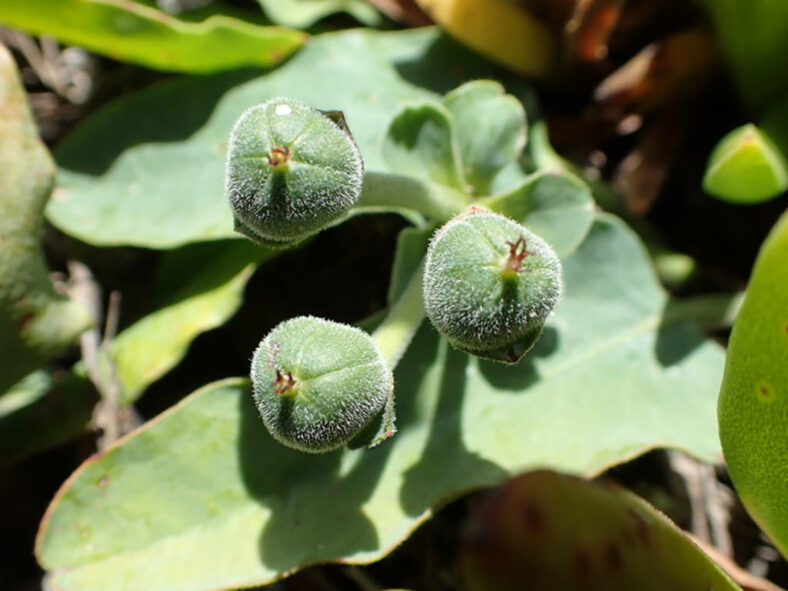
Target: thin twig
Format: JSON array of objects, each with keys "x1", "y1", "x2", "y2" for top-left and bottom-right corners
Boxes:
[
  {"x1": 1, "y1": 28, "x2": 94, "y2": 104},
  {"x1": 365, "y1": 0, "x2": 432, "y2": 25},
  {"x1": 343, "y1": 565, "x2": 382, "y2": 591},
  {"x1": 691, "y1": 534, "x2": 784, "y2": 591},
  {"x1": 667, "y1": 451, "x2": 734, "y2": 558},
  {"x1": 67, "y1": 261, "x2": 102, "y2": 387},
  {"x1": 668, "y1": 450, "x2": 711, "y2": 543},
  {"x1": 700, "y1": 463, "x2": 734, "y2": 557},
  {"x1": 67, "y1": 261, "x2": 128, "y2": 449},
  {"x1": 40, "y1": 35, "x2": 60, "y2": 78},
  {"x1": 102, "y1": 290, "x2": 122, "y2": 346},
  {"x1": 304, "y1": 569, "x2": 342, "y2": 591}
]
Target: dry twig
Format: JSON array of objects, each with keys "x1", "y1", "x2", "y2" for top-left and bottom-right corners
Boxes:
[{"x1": 66, "y1": 261, "x2": 138, "y2": 449}]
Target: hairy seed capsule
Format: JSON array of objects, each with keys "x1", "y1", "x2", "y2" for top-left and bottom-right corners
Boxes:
[
  {"x1": 251, "y1": 316, "x2": 393, "y2": 453},
  {"x1": 225, "y1": 98, "x2": 363, "y2": 247},
  {"x1": 423, "y1": 208, "x2": 562, "y2": 363}
]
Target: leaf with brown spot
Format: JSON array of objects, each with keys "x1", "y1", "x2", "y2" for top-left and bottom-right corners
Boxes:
[
  {"x1": 719, "y1": 210, "x2": 788, "y2": 558},
  {"x1": 459, "y1": 470, "x2": 741, "y2": 591},
  {"x1": 365, "y1": 0, "x2": 432, "y2": 25}
]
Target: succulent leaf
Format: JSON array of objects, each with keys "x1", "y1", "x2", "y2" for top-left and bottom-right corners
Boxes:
[
  {"x1": 718, "y1": 209, "x2": 788, "y2": 557},
  {"x1": 703, "y1": 123, "x2": 788, "y2": 204}
]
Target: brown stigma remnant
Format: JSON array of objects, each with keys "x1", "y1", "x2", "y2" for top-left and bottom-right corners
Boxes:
[
  {"x1": 504, "y1": 235, "x2": 534, "y2": 274},
  {"x1": 273, "y1": 369, "x2": 298, "y2": 395},
  {"x1": 267, "y1": 146, "x2": 290, "y2": 168}
]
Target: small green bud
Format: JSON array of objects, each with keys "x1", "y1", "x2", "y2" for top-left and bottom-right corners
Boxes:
[
  {"x1": 225, "y1": 98, "x2": 363, "y2": 247},
  {"x1": 251, "y1": 316, "x2": 393, "y2": 453},
  {"x1": 423, "y1": 207, "x2": 562, "y2": 363}
]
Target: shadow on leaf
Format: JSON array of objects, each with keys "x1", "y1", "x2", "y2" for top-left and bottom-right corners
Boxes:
[
  {"x1": 393, "y1": 33, "x2": 505, "y2": 96},
  {"x1": 399, "y1": 332, "x2": 505, "y2": 517},
  {"x1": 56, "y1": 69, "x2": 259, "y2": 176},
  {"x1": 477, "y1": 325, "x2": 560, "y2": 391},
  {"x1": 237, "y1": 376, "x2": 391, "y2": 571},
  {"x1": 654, "y1": 300, "x2": 706, "y2": 367}
]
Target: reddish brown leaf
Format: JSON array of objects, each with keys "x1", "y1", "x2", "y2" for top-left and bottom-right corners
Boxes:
[{"x1": 365, "y1": 0, "x2": 432, "y2": 25}]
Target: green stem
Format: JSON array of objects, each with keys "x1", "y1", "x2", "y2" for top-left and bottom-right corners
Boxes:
[
  {"x1": 368, "y1": 260, "x2": 426, "y2": 446},
  {"x1": 372, "y1": 259, "x2": 425, "y2": 370},
  {"x1": 356, "y1": 171, "x2": 468, "y2": 223}
]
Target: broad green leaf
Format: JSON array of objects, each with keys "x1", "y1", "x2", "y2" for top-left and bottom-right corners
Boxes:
[
  {"x1": 37, "y1": 215, "x2": 725, "y2": 591},
  {"x1": 703, "y1": 124, "x2": 788, "y2": 204},
  {"x1": 443, "y1": 80, "x2": 527, "y2": 196},
  {"x1": 382, "y1": 101, "x2": 466, "y2": 190},
  {"x1": 481, "y1": 170, "x2": 594, "y2": 258},
  {"x1": 718, "y1": 209, "x2": 788, "y2": 557},
  {"x1": 46, "y1": 28, "x2": 511, "y2": 248},
  {"x1": 0, "y1": 45, "x2": 91, "y2": 394},
  {"x1": 0, "y1": 0, "x2": 306, "y2": 74},
  {"x1": 256, "y1": 0, "x2": 382, "y2": 28},
  {"x1": 0, "y1": 371, "x2": 96, "y2": 463},
  {"x1": 459, "y1": 470, "x2": 740, "y2": 590},
  {"x1": 109, "y1": 240, "x2": 270, "y2": 404}
]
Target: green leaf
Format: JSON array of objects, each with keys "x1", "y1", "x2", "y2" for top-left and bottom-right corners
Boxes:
[
  {"x1": 256, "y1": 0, "x2": 382, "y2": 28},
  {"x1": 47, "y1": 28, "x2": 504, "y2": 248},
  {"x1": 459, "y1": 470, "x2": 740, "y2": 590},
  {"x1": 0, "y1": 0, "x2": 306, "y2": 74},
  {"x1": 718, "y1": 209, "x2": 788, "y2": 558},
  {"x1": 443, "y1": 80, "x2": 527, "y2": 196},
  {"x1": 0, "y1": 371, "x2": 96, "y2": 464},
  {"x1": 480, "y1": 170, "x2": 595, "y2": 258},
  {"x1": 0, "y1": 45, "x2": 91, "y2": 394},
  {"x1": 701, "y1": 0, "x2": 788, "y2": 110},
  {"x1": 761, "y1": 93, "x2": 788, "y2": 153},
  {"x1": 382, "y1": 100, "x2": 466, "y2": 190},
  {"x1": 703, "y1": 124, "x2": 788, "y2": 204},
  {"x1": 110, "y1": 240, "x2": 270, "y2": 404},
  {"x1": 37, "y1": 215, "x2": 725, "y2": 591}
]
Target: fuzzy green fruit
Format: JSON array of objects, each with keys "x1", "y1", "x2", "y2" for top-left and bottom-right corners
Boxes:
[
  {"x1": 423, "y1": 208, "x2": 562, "y2": 363},
  {"x1": 225, "y1": 98, "x2": 363, "y2": 247},
  {"x1": 251, "y1": 316, "x2": 393, "y2": 453}
]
